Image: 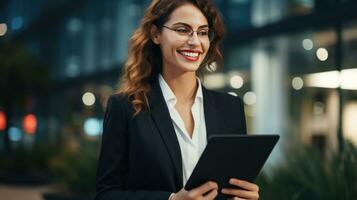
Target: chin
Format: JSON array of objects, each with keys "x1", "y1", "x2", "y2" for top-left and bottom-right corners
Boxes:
[
  {"x1": 180, "y1": 64, "x2": 201, "y2": 73},
  {"x1": 168, "y1": 58, "x2": 202, "y2": 74}
]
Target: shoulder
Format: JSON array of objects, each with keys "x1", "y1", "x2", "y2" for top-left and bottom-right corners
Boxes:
[
  {"x1": 108, "y1": 93, "x2": 130, "y2": 103},
  {"x1": 105, "y1": 93, "x2": 133, "y2": 114},
  {"x1": 107, "y1": 93, "x2": 128, "y2": 106},
  {"x1": 204, "y1": 88, "x2": 244, "y2": 108}
]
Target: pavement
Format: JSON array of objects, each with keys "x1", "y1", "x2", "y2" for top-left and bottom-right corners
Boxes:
[{"x1": 0, "y1": 184, "x2": 55, "y2": 200}]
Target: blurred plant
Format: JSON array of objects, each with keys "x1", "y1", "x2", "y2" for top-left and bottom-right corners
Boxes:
[
  {"x1": 257, "y1": 140, "x2": 357, "y2": 200},
  {"x1": 49, "y1": 138, "x2": 99, "y2": 193},
  {"x1": 0, "y1": 144, "x2": 56, "y2": 184}
]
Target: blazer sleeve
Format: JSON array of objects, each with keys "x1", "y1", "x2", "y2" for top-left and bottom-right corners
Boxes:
[{"x1": 95, "y1": 95, "x2": 171, "y2": 200}]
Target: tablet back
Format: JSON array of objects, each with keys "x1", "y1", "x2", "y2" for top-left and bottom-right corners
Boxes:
[{"x1": 185, "y1": 134, "x2": 279, "y2": 199}]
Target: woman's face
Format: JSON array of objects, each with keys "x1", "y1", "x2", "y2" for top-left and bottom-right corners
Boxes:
[{"x1": 152, "y1": 3, "x2": 210, "y2": 76}]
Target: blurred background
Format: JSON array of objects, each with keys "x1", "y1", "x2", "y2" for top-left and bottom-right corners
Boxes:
[{"x1": 0, "y1": 0, "x2": 357, "y2": 199}]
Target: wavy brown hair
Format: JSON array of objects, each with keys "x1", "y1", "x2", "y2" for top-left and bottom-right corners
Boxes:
[{"x1": 117, "y1": 0, "x2": 225, "y2": 115}]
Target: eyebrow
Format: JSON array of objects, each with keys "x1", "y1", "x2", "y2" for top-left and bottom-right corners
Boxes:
[{"x1": 171, "y1": 22, "x2": 209, "y2": 29}]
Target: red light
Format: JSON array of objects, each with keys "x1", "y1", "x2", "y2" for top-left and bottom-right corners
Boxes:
[
  {"x1": 23, "y1": 114, "x2": 37, "y2": 134},
  {"x1": 0, "y1": 111, "x2": 6, "y2": 131}
]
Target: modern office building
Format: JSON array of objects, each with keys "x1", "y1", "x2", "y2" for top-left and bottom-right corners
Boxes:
[{"x1": 1, "y1": 0, "x2": 357, "y2": 163}]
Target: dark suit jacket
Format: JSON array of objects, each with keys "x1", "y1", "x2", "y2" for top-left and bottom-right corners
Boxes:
[{"x1": 95, "y1": 78, "x2": 247, "y2": 200}]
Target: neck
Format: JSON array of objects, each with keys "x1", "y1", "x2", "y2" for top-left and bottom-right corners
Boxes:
[{"x1": 161, "y1": 70, "x2": 198, "y2": 104}]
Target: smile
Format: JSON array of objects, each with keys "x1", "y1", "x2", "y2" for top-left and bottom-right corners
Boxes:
[{"x1": 177, "y1": 50, "x2": 201, "y2": 61}]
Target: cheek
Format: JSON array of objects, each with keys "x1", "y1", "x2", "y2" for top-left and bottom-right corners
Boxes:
[
  {"x1": 160, "y1": 41, "x2": 180, "y2": 57},
  {"x1": 200, "y1": 41, "x2": 209, "y2": 54},
  {"x1": 204, "y1": 42, "x2": 210, "y2": 54},
  {"x1": 202, "y1": 43, "x2": 210, "y2": 59}
]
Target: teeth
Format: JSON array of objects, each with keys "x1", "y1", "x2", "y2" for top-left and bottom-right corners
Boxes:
[{"x1": 180, "y1": 51, "x2": 199, "y2": 58}]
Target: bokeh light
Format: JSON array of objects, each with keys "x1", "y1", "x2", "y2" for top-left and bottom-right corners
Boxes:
[
  {"x1": 84, "y1": 118, "x2": 102, "y2": 136},
  {"x1": 230, "y1": 75, "x2": 244, "y2": 89},
  {"x1": 67, "y1": 17, "x2": 82, "y2": 33},
  {"x1": 243, "y1": 91, "x2": 257, "y2": 105},
  {"x1": 316, "y1": 48, "x2": 328, "y2": 61},
  {"x1": 203, "y1": 73, "x2": 225, "y2": 89},
  {"x1": 82, "y1": 92, "x2": 96, "y2": 106},
  {"x1": 302, "y1": 38, "x2": 313, "y2": 50},
  {"x1": 11, "y1": 17, "x2": 23, "y2": 30},
  {"x1": 23, "y1": 114, "x2": 37, "y2": 134},
  {"x1": 0, "y1": 23, "x2": 7, "y2": 36},
  {"x1": 0, "y1": 111, "x2": 6, "y2": 131},
  {"x1": 292, "y1": 77, "x2": 304, "y2": 90},
  {"x1": 9, "y1": 127, "x2": 22, "y2": 142}
]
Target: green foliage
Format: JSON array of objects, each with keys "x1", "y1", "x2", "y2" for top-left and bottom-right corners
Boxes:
[
  {"x1": 0, "y1": 144, "x2": 56, "y2": 182},
  {"x1": 49, "y1": 139, "x2": 99, "y2": 192},
  {"x1": 0, "y1": 138, "x2": 100, "y2": 193},
  {"x1": 257, "y1": 141, "x2": 357, "y2": 200}
]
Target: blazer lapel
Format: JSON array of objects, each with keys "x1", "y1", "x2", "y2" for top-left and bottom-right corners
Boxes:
[
  {"x1": 148, "y1": 79, "x2": 183, "y2": 188},
  {"x1": 202, "y1": 86, "x2": 221, "y2": 139},
  {"x1": 146, "y1": 80, "x2": 221, "y2": 188}
]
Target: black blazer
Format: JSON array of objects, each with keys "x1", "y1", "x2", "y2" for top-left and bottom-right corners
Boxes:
[{"x1": 95, "y1": 78, "x2": 247, "y2": 200}]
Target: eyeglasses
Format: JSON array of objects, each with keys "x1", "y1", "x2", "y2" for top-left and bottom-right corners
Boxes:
[{"x1": 162, "y1": 25, "x2": 215, "y2": 42}]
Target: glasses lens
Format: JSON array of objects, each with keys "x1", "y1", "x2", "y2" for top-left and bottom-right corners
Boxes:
[{"x1": 164, "y1": 25, "x2": 215, "y2": 42}]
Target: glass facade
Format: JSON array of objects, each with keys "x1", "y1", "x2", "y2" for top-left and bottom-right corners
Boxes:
[
  {"x1": 0, "y1": 0, "x2": 357, "y2": 185},
  {"x1": 1, "y1": 0, "x2": 357, "y2": 152}
]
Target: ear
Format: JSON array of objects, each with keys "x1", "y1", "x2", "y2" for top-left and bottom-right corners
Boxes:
[{"x1": 150, "y1": 24, "x2": 160, "y2": 44}]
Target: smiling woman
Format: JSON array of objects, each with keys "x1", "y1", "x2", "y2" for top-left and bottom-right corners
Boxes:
[
  {"x1": 118, "y1": 0, "x2": 225, "y2": 116},
  {"x1": 151, "y1": 4, "x2": 211, "y2": 73},
  {"x1": 95, "y1": 1, "x2": 259, "y2": 200}
]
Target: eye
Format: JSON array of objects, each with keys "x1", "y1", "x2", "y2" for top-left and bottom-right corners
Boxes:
[
  {"x1": 174, "y1": 27, "x2": 190, "y2": 34},
  {"x1": 198, "y1": 29, "x2": 209, "y2": 36}
]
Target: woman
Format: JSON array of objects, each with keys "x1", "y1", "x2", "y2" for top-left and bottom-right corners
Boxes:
[{"x1": 96, "y1": 0, "x2": 259, "y2": 199}]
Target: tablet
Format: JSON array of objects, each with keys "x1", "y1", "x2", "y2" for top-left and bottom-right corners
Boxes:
[{"x1": 184, "y1": 134, "x2": 279, "y2": 199}]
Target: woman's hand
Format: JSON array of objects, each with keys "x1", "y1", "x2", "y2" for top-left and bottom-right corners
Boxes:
[
  {"x1": 222, "y1": 178, "x2": 259, "y2": 200},
  {"x1": 171, "y1": 181, "x2": 218, "y2": 200}
]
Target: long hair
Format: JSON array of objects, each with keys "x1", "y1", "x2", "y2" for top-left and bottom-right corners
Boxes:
[{"x1": 117, "y1": 0, "x2": 225, "y2": 115}]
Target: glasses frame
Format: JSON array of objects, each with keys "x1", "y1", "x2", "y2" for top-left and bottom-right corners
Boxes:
[{"x1": 162, "y1": 25, "x2": 215, "y2": 42}]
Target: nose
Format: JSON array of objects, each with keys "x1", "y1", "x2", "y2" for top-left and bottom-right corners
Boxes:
[{"x1": 187, "y1": 31, "x2": 200, "y2": 46}]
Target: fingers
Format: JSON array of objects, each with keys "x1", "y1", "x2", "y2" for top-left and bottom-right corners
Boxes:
[
  {"x1": 222, "y1": 178, "x2": 259, "y2": 199},
  {"x1": 222, "y1": 188, "x2": 258, "y2": 199},
  {"x1": 203, "y1": 188, "x2": 218, "y2": 200},
  {"x1": 190, "y1": 181, "x2": 218, "y2": 197},
  {"x1": 229, "y1": 178, "x2": 259, "y2": 192},
  {"x1": 228, "y1": 198, "x2": 248, "y2": 200}
]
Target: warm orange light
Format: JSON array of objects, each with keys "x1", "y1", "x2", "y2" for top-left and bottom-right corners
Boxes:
[
  {"x1": 0, "y1": 111, "x2": 6, "y2": 131},
  {"x1": 23, "y1": 114, "x2": 37, "y2": 134}
]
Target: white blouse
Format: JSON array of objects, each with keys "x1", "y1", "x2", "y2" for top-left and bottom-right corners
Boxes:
[{"x1": 158, "y1": 74, "x2": 207, "y2": 186}]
